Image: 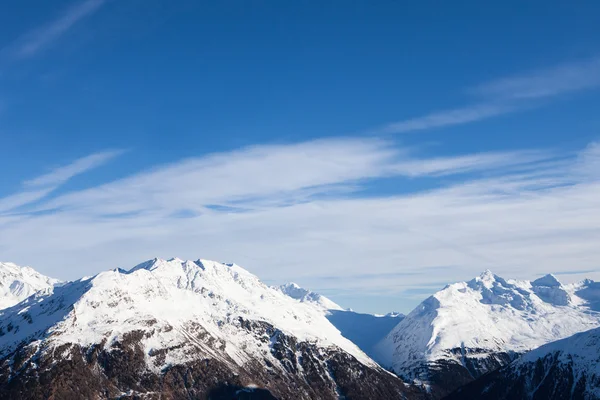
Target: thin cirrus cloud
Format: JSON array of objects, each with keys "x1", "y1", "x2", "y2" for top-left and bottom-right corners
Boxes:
[
  {"x1": 376, "y1": 58, "x2": 600, "y2": 135},
  {"x1": 472, "y1": 57, "x2": 600, "y2": 100},
  {"x1": 0, "y1": 149, "x2": 122, "y2": 214},
  {"x1": 33, "y1": 138, "x2": 555, "y2": 216},
  {"x1": 24, "y1": 149, "x2": 123, "y2": 188},
  {"x1": 4, "y1": 0, "x2": 106, "y2": 59},
  {"x1": 375, "y1": 104, "x2": 512, "y2": 135},
  {"x1": 2, "y1": 137, "x2": 600, "y2": 313}
]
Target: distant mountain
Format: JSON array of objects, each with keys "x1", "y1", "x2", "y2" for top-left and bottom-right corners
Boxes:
[
  {"x1": 375, "y1": 270, "x2": 600, "y2": 398},
  {"x1": 446, "y1": 326, "x2": 600, "y2": 399},
  {"x1": 277, "y1": 282, "x2": 343, "y2": 311},
  {"x1": 277, "y1": 282, "x2": 405, "y2": 360},
  {"x1": 0, "y1": 258, "x2": 420, "y2": 400},
  {"x1": 0, "y1": 262, "x2": 59, "y2": 309}
]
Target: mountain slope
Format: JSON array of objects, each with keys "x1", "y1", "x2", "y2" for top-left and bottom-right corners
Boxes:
[
  {"x1": 0, "y1": 262, "x2": 59, "y2": 309},
  {"x1": 375, "y1": 270, "x2": 600, "y2": 398},
  {"x1": 0, "y1": 258, "x2": 420, "y2": 400},
  {"x1": 446, "y1": 326, "x2": 600, "y2": 399}
]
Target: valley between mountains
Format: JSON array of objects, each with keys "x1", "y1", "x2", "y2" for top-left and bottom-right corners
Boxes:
[{"x1": 0, "y1": 259, "x2": 599, "y2": 400}]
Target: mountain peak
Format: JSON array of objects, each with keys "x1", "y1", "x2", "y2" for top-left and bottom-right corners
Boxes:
[
  {"x1": 467, "y1": 269, "x2": 506, "y2": 290},
  {"x1": 478, "y1": 269, "x2": 497, "y2": 282},
  {"x1": 532, "y1": 273, "x2": 562, "y2": 287},
  {"x1": 480, "y1": 269, "x2": 494, "y2": 279},
  {"x1": 283, "y1": 282, "x2": 302, "y2": 289}
]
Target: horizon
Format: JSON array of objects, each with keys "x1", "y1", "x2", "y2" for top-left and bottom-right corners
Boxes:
[{"x1": 1, "y1": 1, "x2": 600, "y2": 314}]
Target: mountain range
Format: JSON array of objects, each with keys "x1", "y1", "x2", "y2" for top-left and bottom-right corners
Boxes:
[{"x1": 0, "y1": 259, "x2": 599, "y2": 399}]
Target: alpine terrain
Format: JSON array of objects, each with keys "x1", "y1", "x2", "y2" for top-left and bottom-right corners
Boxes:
[
  {"x1": 0, "y1": 258, "x2": 420, "y2": 400},
  {"x1": 375, "y1": 270, "x2": 600, "y2": 398}
]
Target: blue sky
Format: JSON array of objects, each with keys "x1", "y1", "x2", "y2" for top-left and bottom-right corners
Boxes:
[{"x1": 1, "y1": 1, "x2": 600, "y2": 313}]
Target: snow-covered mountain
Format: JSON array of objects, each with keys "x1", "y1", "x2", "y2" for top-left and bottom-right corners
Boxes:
[
  {"x1": 0, "y1": 258, "x2": 419, "y2": 400},
  {"x1": 375, "y1": 270, "x2": 600, "y2": 398},
  {"x1": 0, "y1": 262, "x2": 59, "y2": 309},
  {"x1": 446, "y1": 326, "x2": 600, "y2": 399},
  {"x1": 277, "y1": 282, "x2": 344, "y2": 311}
]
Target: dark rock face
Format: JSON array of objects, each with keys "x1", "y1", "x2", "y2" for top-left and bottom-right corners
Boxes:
[
  {"x1": 397, "y1": 349, "x2": 519, "y2": 399},
  {"x1": 444, "y1": 352, "x2": 597, "y2": 400},
  {"x1": 0, "y1": 320, "x2": 423, "y2": 400}
]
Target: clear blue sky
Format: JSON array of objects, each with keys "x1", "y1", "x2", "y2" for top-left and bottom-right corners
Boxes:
[{"x1": 1, "y1": 0, "x2": 600, "y2": 313}]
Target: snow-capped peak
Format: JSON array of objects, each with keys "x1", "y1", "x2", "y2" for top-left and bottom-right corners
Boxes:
[
  {"x1": 479, "y1": 268, "x2": 496, "y2": 281},
  {"x1": 468, "y1": 269, "x2": 507, "y2": 290},
  {"x1": 0, "y1": 262, "x2": 60, "y2": 310},
  {"x1": 0, "y1": 258, "x2": 373, "y2": 370},
  {"x1": 277, "y1": 281, "x2": 343, "y2": 311},
  {"x1": 374, "y1": 269, "x2": 600, "y2": 387}
]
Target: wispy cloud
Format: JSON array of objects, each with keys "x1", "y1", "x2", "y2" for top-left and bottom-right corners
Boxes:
[
  {"x1": 3, "y1": 138, "x2": 600, "y2": 313},
  {"x1": 473, "y1": 58, "x2": 600, "y2": 100},
  {"x1": 25, "y1": 150, "x2": 123, "y2": 188},
  {"x1": 375, "y1": 58, "x2": 600, "y2": 134},
  {"x1": 6, "y1": 0, "x2": 106, "y2": 59},
  {"x1": 375, "y1": 104, "x2": 511, "y2": 134},
  {"x1": 0, "y1": 150, "x2": 121, "y2": 214},
  {"x1": 0, "y1": 189, "x2": 53, "y2": 214}
]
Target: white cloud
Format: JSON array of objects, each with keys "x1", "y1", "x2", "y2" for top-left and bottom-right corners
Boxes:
[
  {"x1": 6, "y1": 0, "x2": 106, "y2": 59},
  {"x1": 2, "y1": 138, "x2": 599, "y2": 313}
]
